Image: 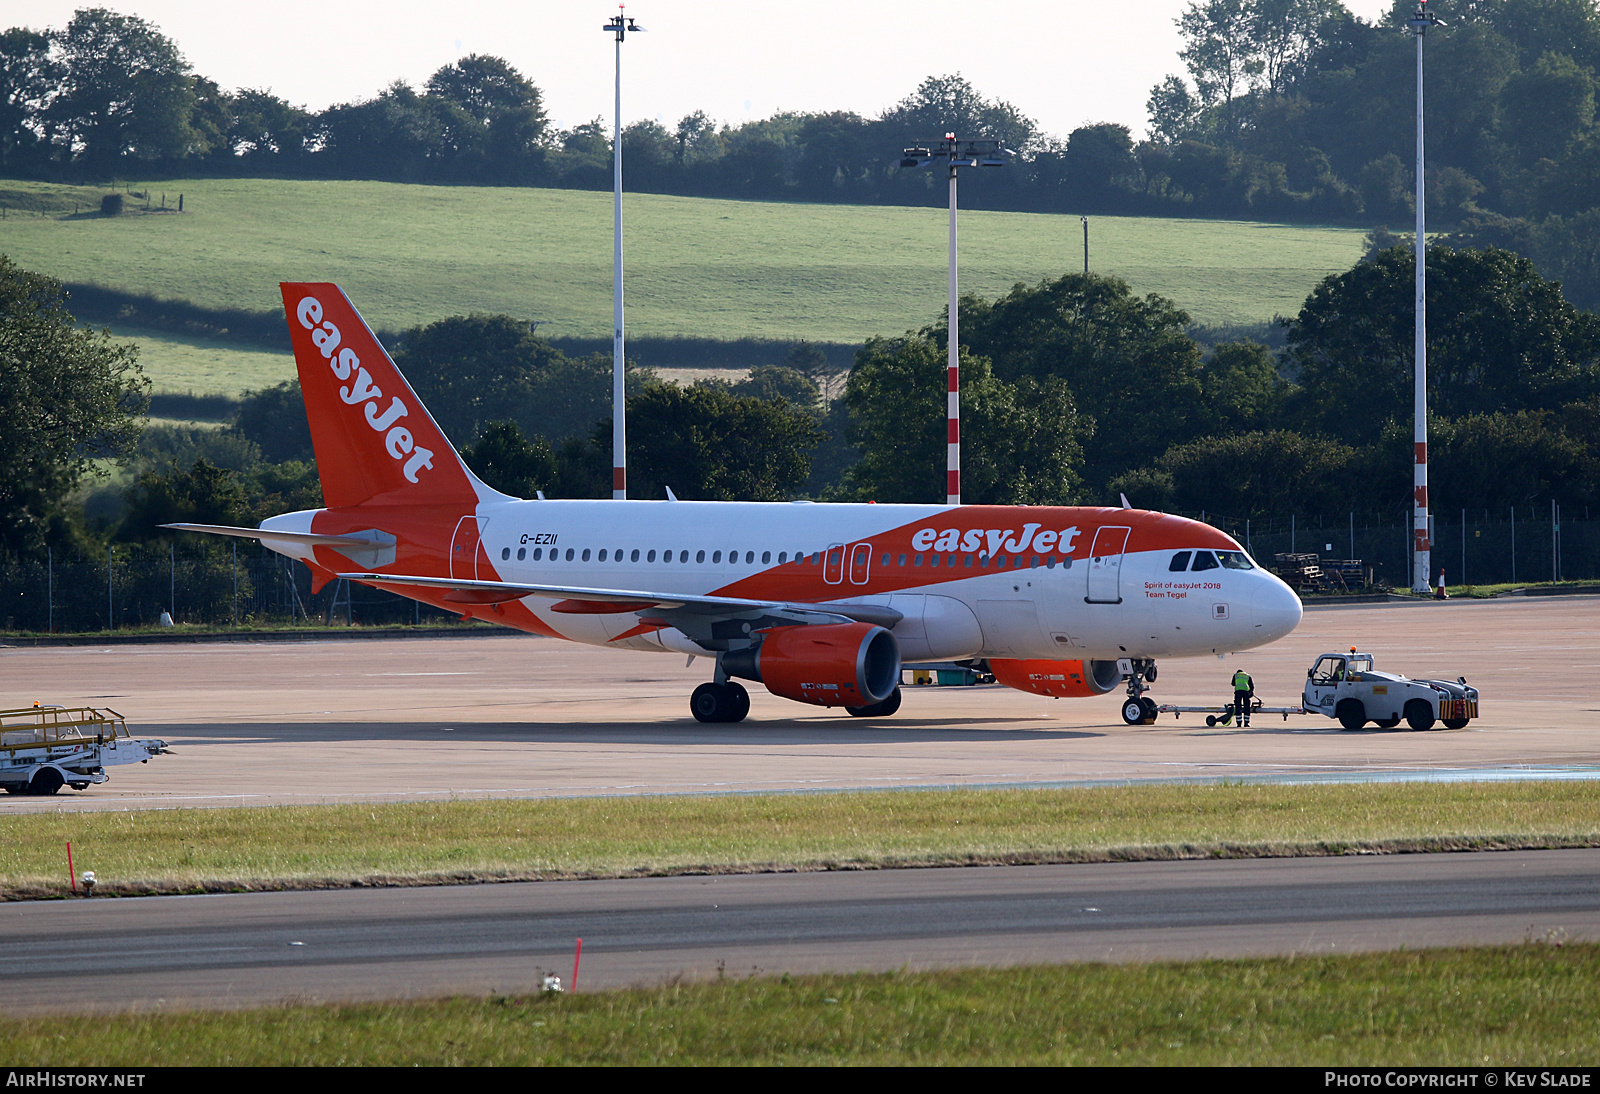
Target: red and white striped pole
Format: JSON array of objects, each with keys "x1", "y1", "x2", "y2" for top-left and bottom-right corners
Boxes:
[
  {"x1": 1409, "y1": 2, "x2": 1438, "y2": 592},
  {"x1": 945, "y1": 134, "x2": 960, "y2": 507}
]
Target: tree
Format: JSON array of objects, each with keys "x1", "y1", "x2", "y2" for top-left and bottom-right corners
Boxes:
[
  {"x1": 118, "y1": 457, "x2": 248, "y2": 542},
  {"x1": 1109, "y1": 429, "x2": 1365, "y2": 518},
  {"x1": 393, "y1": 314, "x2": 563, "y2": 444},
  {"x1": 234, "y1": 380, "x2": 313, "y2": 464},
  {"x1": 623, "y1": 382, "x2": 826, "y2": 501},
  {"x1": 0, "y1": 257, "x2": 146, "y2": 551},
  {"x1": 839, "y1": 335, "x2": 1086, "y2": 505},
  {"x1": 952, "y1": 273, "x2": 1205, "y2": 491},
  {"x1": 1499, "y1": 51, "x2": 1596, "y2": 166},
  {"x1": 730, "y1": 365, "x2": 820, "y2": 412},
  {"x1": 395, "y1": 314, "x2": 655, "y2": 447},
  {"x1": 882, "y1": 75, "x2": 1038, "y2": 154},
  {"x1": 50, "y1": 9, "x2": 206, "y2": 170},
  {"x1": 460, "y1": 420, "x2": 557, "y2": 499},
  {"x1": 0, "y1": 27, "x2": 60, "y2": 171},
  {"x1": 1284, "y1": 245, "x2": 1600, "y2": 444}
]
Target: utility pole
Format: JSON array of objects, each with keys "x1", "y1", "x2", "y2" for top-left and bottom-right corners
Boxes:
[
  {"x1": 1409, "y1": 0, "x2": 1442, "y2": 592},
  {"x1": 1081, "y1": 216, "x2": 1089, "y2": 274},
  {"x1": 603, "y1": 7, "x2": 644, "y2": 499},
  {"x1": 900, "y1": 136, "x2": 1012, "y2": 506}
]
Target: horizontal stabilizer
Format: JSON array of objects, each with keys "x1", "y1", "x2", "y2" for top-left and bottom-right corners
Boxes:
[{"x1": 162, "y1": 523, "x2": 389, "y2": 548}]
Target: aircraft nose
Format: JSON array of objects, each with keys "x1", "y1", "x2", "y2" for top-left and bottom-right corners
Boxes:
[{"x1": 1251, "y1": 573, "x2": 1303, "y2": 642}]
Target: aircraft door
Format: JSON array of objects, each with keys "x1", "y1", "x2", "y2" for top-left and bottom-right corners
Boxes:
[
  {"x1": 849, "y1": 543, "x2": 872, "y2": 585},
  {"x1": 451, "y1": 516, "x2": 489, "y2": 580},
  {"x1": 823, "y1": 543, "x2": 846, "y2": 584},
  {"x1": 1085, "y1": 526, "x2": 1130, "y2": 604}
]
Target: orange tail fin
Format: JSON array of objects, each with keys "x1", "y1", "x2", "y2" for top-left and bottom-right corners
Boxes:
[{"x1": 281, "y1": 283, "x2": 488, "y2": 509}]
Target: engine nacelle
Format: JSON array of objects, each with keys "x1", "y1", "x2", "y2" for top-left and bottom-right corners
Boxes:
[
  {"x1": 723, "y1": 622, "x2": 901, "y2": 708},
  {"x1": 990, "y1": 658, "x2": 1122, "y2": 698}
]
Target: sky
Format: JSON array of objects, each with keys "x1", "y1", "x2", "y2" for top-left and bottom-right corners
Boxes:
[{"x1": 16, "y1": 1, "x2": 1400, "y2": 141}]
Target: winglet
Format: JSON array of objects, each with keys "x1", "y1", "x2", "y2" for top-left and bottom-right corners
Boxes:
[{"x1": 1119, "y1": 493, "x2": 1132, "y2": 510}]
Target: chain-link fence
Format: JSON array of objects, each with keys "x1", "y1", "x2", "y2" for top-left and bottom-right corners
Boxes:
[
  {"x1": 1195, "y1": 505, "x2": 1598, "y2": 588},
  {"x1": 0, "y1": 542, "x2": 457, "y2": 633},
  {"x1": 3, "y1": 506, "x2": 1595, "y2": 633}
]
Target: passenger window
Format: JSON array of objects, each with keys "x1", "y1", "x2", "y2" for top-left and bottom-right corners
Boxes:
[
  {"x1": 517, "y1": 547, "x2": 526, "y2": 561},
  {"x1": 1169, "y1": 551, "x2": 1192, "y2": 572},
  {"x1": 647, "y1": 550, "x2": 656, "y2": 563},
  {"x1": 532, "y1": 547, "x2": 543, "y2": 561},
  {"x1": 713, "y1": 551, "x2": 722, "y2": 563},
  {"x1": 680, "y1": 551, "x2": 689, "y2": 563},
  {"x1": 565, "y1": 548, "x2": 575, "y2": 561},
  {"x1": 762, "y1": 551, "x2": 771, "y2": 564},
  {"x1": 631, "y1": 549, "x2": 640, "y2": 562},
  {"x1": 1191, "y1": 551, "x2": 1219, "y2": 571},
  {"x1": 598, "y1": 549, "x2": 607, "y2": 562},
  {"x1": 501, "y1": 547, "x2": 510, "y2": 560},
  {"x1": 581, "y1": 549, "x2": 590, "y2": 562},
  {"x1": 778, "y1": 552, "x2": 787, "y2": 563},
  {"x1": 745, "y1": 551, "x2": 755, "y2": 564},
  {"x1": 898, "y1": 553, "x2": 906, "y2": 566},
  {"x1": 696, "y1": 550, "x2": 705, "y2": 563}
]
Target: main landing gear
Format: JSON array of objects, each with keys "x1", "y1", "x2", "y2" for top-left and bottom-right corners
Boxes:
[
  {"x1": 691, "y1": 681, "x2": 751, "y2": 724},
  {"x1": 1119, "y1": 659, "x2": 1159, "y2": 726}
]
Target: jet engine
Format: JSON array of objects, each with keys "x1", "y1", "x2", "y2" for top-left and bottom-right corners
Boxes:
[
  {"x1": 723, "y1": 622, "x2": 901, "y2": 708},
  {"x1": 990, "y1": 657, "x2": 1122, "y2": 698}
]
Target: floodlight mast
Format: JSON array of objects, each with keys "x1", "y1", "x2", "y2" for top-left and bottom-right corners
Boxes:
[
  {"x1": 1409, "y1": 1, "x2": 1441, "y2": 591},
  {"x1": 899, "y1": 136, "x2": 1011, "y2": 506},
  {"x1": 603, "y1": 7, "x2": 644, "y2": 499}
]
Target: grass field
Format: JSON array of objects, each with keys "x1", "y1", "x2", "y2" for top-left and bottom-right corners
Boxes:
[
  {"x1": 4, "y1": 946, "x2": 1596, "y2": 1065},
  {"x1": 3, "y1": 782, "x2": 1596, "y2": 899},
  {"x1": 0, "y1": 177, "x2": 1365, "y2": 350}
]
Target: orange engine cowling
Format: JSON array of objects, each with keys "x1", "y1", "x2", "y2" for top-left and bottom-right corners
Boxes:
[
  {"x1": 724, "y1": 622, "x2": 901, "y2": 708},
  {"x1": 990, "y1": 658, "x2": 1122, "y2": 698}
]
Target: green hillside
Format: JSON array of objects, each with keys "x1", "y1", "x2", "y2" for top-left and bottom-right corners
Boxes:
[{"x1": 2, "y1": 178, "x2": 1364, "y2": 349}]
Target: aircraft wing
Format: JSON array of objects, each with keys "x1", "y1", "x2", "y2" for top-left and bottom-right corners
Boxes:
[{"x1": 335, "y1": 571, "x2": 903, "y2": 627}]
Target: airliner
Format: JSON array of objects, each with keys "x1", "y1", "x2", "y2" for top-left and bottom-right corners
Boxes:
[{"x1": 171, "y1": 283, "x2": 1303, "y2": 724}]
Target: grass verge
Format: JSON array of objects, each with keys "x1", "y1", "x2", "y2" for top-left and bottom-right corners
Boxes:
[
  {"x1": 3, "y1": 946, "x2": 1597, "y2": 1064},
  {"x1": 4, "y1": 782, "x2": 1598, "y2": 900}
]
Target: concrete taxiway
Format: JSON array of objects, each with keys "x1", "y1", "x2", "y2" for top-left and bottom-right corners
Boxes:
[
  {"x1": 0, "y1": 596, "x2": 1596, "y2": 811},
  {"x1": 2, "y1": 848, "x2": 1597, "y2": 1014}
]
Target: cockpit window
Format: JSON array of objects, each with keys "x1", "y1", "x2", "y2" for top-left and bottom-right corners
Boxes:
[
  {"x1": 1217, "y1": 551, "x2": 1255, "y2": 570},
  {"x1": 1168, "y1": 551, "x2": 1192, "y2": 572},
  {"x1": 1191, "y1": 551, "x2": 1219, "y2": 571}
]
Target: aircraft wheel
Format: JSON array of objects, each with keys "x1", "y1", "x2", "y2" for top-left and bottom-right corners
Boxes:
[
  {"x1": 1145, "y1": 664, "x2": 1157, "y2": 683},
  {"x1": 727, "y1": 682, "x2": 751, "y2": 723},
  {"x1": 847, "y1": 687, "x2": 902, "y2": 718},
  {"x1": 1140, "y1": 696, "x2": 1159, "y2": 724},
  {"x1": 1375, "y1": 716, "x2": 1401, "y2": 729},
  {"x1": 1442, "y1": 717, "x2": 1469, "y2": 730},
  {"x1": 1404, "y1": 699, "x2": 1436, "y2": 731},
  {"x1": 1121, "y1": 698, "x2": 1146, "y2": 725},
  {"x1": 691, "y1": 683, "x2": 732, "y2": 724},
  {"x1": 1336, "y1": 699, "x2": 1367, "y2": 731},
  {"x1": 29, "y1": 768, "x2": 64, "y2": 796}
]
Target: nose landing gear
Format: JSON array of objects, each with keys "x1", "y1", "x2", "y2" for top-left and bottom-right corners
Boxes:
[{"x1": 1119, "y1": 659, "x2": 1159, "y2": 725}]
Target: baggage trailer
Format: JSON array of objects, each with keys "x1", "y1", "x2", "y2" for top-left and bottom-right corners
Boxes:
[{"x1": 0, "y1": 706, "x2": 171, "y2": 796}]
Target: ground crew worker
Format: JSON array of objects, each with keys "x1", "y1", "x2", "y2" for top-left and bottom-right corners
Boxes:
[{"x1": 1231, "y1": 667, "x2": 1255, "y2": 727}]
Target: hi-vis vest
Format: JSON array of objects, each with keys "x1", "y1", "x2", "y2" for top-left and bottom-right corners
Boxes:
[{"x1": 1232, "y1": 670, "x2": 1253, "y2": 691}]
